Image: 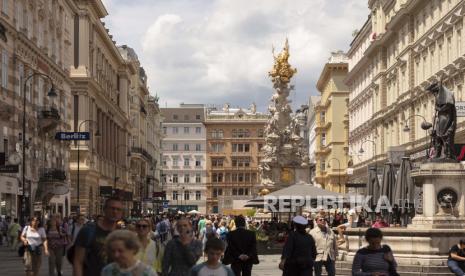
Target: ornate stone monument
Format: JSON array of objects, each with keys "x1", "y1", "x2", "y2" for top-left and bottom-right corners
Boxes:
[
  {"x1": 258, "y1": 39, "x2": 309, "y2": 190},
  {"x1": 343, "y1": 82, "x2": 465, "y2": 271}
]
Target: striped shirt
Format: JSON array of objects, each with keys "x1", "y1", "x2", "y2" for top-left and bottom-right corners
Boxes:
[{"x1": 351, "y1": 245, "x2": 397, "y2": 276}]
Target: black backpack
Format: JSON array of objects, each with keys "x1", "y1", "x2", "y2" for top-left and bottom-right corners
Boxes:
[{"x1": 66, "y1": 223, "x2": 96, "y2": 264}]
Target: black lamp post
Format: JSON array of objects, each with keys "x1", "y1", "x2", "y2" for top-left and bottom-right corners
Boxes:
[
  {"x1": 21, "y1": 73, "x2": 57, "y2": 225},
  {"x1": 76, "y1": 120, "x2": 101, "y2": 214},
  {"x1": 359, "y1": 139, "x2": 377, "y2": 166},
  {"x1": 327, "y1": 157, "x2": 341, "y2": 192},
  {"x1": 402, "y1": 114, "x2": 433, "y2": 159}
]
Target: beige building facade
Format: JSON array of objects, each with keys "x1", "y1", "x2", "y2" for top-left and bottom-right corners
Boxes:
[
  {"x1": 314, "y1": 52, "x2": 350, "y2": 193},
  {"x1": 0, "y1": 0, "x2": 77, "y2": 218},
  {"x1": 204, "y1": 105, "x2": 267, "y2": 213},
  {"x1": 347, "y1": 0, "x2": 465, "y2": 185}
]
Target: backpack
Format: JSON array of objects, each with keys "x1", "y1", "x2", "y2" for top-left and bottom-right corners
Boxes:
[
  {"x1": 66, "y1": 223, "x2": 96, "y2": 264},
  {"x1": 219, "y1": 227, "x2": 228, "y2": 241},
  {"x1": 158, "y1": 221, "x2": 168, "y2": 234}
]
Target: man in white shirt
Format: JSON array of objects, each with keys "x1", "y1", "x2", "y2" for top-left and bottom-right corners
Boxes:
[{"x1": 68, "y1": 214, "x2": 85, "y2": 245}]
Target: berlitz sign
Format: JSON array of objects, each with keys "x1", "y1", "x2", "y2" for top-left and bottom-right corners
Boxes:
[
  {"x1": 456, "y1": 102, "x2": 465, "y2": 117},
  {"x1": 55, "y1": 132, "x2": 90, "y2": 141}
]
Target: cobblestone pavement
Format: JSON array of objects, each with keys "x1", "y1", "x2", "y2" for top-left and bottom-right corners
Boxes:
[{"x1": 0, "y1": 244, "x2": 282, "y2": 276}]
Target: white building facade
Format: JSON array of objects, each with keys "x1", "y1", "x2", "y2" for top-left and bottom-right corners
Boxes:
[
  {"x1": 307, "y1": 96, "x2": 321, "y2": 184},
  {"x1": 161, "y1": 104, "x2": 207, "y2": 214}
]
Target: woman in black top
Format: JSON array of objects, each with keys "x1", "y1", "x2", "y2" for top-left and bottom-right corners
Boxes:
[{"x1": 279, "y1": 216, "x2": 317, "y2": 276}]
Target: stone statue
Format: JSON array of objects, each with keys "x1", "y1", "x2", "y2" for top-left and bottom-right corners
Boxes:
[
  {"x1": 427, "y1": 81, "x2": 457, "y2": 162},
  {"x1": 250, "y1": 102, "x2": 257, "y2": 114}
]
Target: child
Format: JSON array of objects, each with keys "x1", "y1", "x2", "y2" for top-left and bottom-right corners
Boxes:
[{"x1": 190, "y1": 238, "x2": 234, "y2": 276}]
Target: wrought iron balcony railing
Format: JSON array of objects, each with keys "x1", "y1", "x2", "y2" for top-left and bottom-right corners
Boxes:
[{"x1": 39, "y1": 168, "x2": 66, "y2": 182}]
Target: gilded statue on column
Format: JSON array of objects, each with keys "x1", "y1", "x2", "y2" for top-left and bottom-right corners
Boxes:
[{"x1": 269, "y1": 38, "x2": 297, "y2": 85}]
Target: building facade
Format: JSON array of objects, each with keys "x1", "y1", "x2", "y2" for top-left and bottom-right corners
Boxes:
[
  {"x1": 69, "y1": 0, "x2": 138, "y2": 216},
  {"x1": 161, "y1": 104, "x2": 207, "y2": 213},
  {"x1": 0, "y1": 0, "x2": 77, "y2": 218},
  {"x1": 119, "y1": 45, "x2": 162, "y2": 215},
  {"x1": 347, "y1": 0, "x2": 465, "y2": 186},
  {"x1": 204, "y1": 104, "x2": 267, "y2": 213},
  {"x1": 315, "y1": 52, "x2": 350, "y2": 193},
  {"x1": 146, "y1": 95, "x2": 163, "y2": 213},
  {"x1": 307, "y1": 96, "x2": 321, "y2": 184}
]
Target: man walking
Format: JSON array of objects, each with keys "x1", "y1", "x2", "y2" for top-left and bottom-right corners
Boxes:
[
  {"x1": 73, "y1": 197, "x2": 123, "y2": 276},
  {"x1": 223, "y1": 215, "x2": 259, "y2": 276},
  {"x1": 7, "y1": 218, "x2": 20, "y2": 250},
  {"x1": 310, "y1": 214, "x2": 338, "y2": 276}
]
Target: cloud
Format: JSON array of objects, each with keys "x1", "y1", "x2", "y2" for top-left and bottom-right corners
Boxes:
[{"x1": 102, "y1": 0, "x2": 368, "y2": 111}]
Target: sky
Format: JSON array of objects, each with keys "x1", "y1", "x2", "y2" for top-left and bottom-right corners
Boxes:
[{"x1": 101, "y1": 0, "x2": 369, "y2": 111}]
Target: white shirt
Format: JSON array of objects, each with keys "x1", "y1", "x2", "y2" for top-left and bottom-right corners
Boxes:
[
  {"x1": 68, "y1": 223, "x2": 83, "y2": 244},
  {"x1": 198, "y1": 265, "x2": 229, "y2": 276},
  {"x1": 22, "y1": 226, "x2": 46, "y2": 250}
]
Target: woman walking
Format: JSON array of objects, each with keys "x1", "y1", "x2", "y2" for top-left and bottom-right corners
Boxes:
[
  {"x1": 101, "y1": 230, "x2": 157, "y2": 276},
  {"x1": 279, "y1": 216, "x2": 317, "y2": 276},
  {"x1": 20, "y1": 216, "x2": 49, "y2": 276},
  {"x1": 135, "y1": 218, "x2": 165, "y2": 275},
  {"x1": 352, "y1": 228, "x2": 398, "y2": 276},
  {"x1": 46, "y1": 215, "x2": 67, "y2": 276}
]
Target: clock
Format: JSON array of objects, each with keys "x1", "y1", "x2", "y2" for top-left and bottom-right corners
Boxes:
[{"x1": 8, "y1": 153, "x2": 21, "y2": 165}]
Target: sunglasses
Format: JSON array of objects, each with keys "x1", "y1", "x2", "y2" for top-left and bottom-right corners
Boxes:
[{"x1": 136, "y1": 224, "x2": 149, "y2": 229}]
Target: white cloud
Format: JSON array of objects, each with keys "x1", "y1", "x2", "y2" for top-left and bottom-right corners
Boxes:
[{"x1": 102, "y1": 0, "x2": 368, "y2": 110}]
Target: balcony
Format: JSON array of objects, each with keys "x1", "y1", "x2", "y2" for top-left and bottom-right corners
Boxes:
[
  {"x1": 39, "y1": 168, "x2": 66, "y2": 182},
  {"x1": 37, "y1": 168, "x2": 68, "y2": 197},
  {"x1": 0, "y1": 101, "x2": 13, "y2": 120},
  {"x1": 38, "y1": 107, "x2": 60, "y2": 131},
  {"x1": 131, "y1": 147, "x2": 153, "y2": 162}
]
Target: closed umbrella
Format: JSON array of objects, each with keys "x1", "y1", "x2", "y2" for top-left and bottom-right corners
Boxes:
[
  {"x1": 367, "y1": 166, "x2": 380, "y2": 210},
  {"x1": 394, "y1": 156, "x2": 414, "y2": 225},
  {"x1": 381, "y1": 163, "x2": 397, "y2": 205}
]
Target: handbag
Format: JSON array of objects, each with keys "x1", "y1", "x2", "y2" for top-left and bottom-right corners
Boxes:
[
  {"x1": 18, "y1": 245, "x2": 26, "y2": 257},
  {"x1": 17, "y1": 226, "x2": 28, "y2": 257}
]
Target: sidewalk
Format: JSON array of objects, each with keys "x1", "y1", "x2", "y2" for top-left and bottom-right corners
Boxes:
[
  {"x1": 0, "y1": 242, "x2": 281, "y2": 276},
  {"x1": 0, "y1": 244, "x2": 72, "y2": 276}
]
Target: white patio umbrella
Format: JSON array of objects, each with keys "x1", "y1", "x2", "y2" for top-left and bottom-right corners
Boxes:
[{"x1": 187, "y1": 210, "x2": 200, "y2": 215}]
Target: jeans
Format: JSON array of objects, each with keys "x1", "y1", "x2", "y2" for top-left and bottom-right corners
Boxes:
[
  {"x1": 48, "y1": 246, "x2": 64, "y2": 276},
  {"x1": 314, "y1": 257, "x2": 336, "y2": 276},
  {"x1": 448, "y1": 259, "x2": 465, "y2": 276}
]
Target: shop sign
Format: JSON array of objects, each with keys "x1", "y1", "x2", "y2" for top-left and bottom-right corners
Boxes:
[
  {"x1": 0, "y1": 165, "x2": 19, "y2": 173},
  {"x1": 55, "y1": 132, "x2": 90, "y2": 141},
  {"x1": 456, "y1": 102, "x2": 465, "y2": 117}
]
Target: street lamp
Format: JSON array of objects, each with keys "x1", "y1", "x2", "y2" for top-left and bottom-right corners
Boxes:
[
  {"x1": 76, "y1": 120, "x2": 101, "y2": 214},
  {"x1": 359, "y1": 139, "x2": 377, "y2": 167},
  {"x1": 402, "y1": 114, "x2": 433, "y2": 159},
  {"x1": 21, "y1": 73, "x2": 57, "y2": 225},
  {"x1": 327, "y1": 157, "x2": 341, "y2": 192}
]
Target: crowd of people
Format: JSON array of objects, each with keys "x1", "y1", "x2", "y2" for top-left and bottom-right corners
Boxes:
[{"x1": 0, "y1": 198, "x2": 463, "y2": 275}]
